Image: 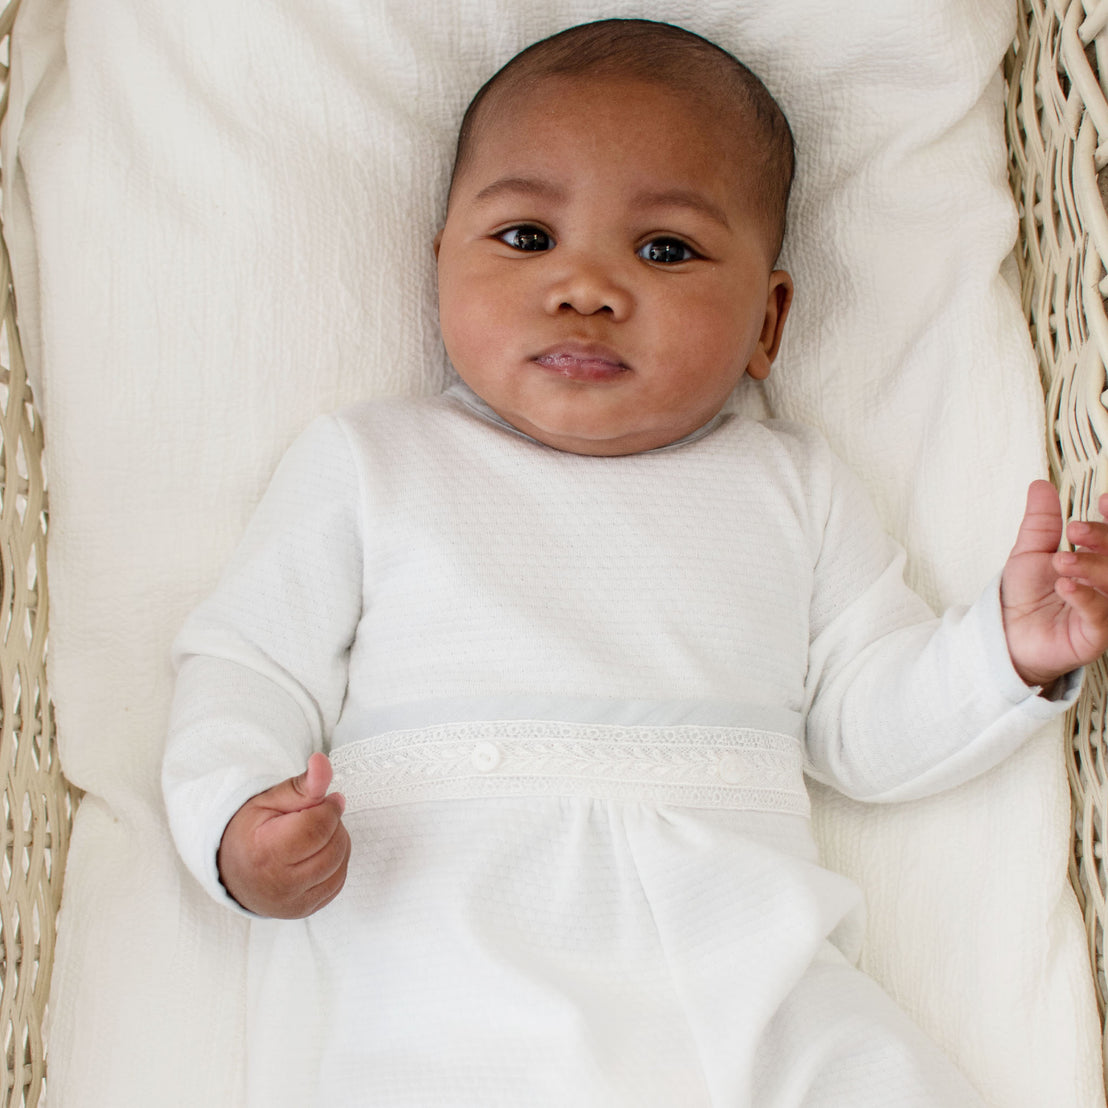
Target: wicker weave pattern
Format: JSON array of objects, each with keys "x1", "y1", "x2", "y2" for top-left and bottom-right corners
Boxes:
[
  {"x1": 1007, "y1": 0, "x2": 1108, "y2": 1048},
  {"x1": 0, "y1": 2, "x2": 73, "y2": 1105}
]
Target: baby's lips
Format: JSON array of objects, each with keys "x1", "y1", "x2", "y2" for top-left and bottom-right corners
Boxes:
[
  {"x1": 534, "y1": 339, "x2": 627, "y2": 367},
  {"x1": 533, "y1": 345, "x2": 631, "y2": 381}
]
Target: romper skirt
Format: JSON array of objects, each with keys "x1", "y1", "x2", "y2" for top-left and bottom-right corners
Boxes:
[{"x1": 240, "y1": 719, "x2": 985, "y2": 1107}]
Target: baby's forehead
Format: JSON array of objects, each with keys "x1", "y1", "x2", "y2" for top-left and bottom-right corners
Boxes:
[
  {"x1": 470, "y1": 71, "x2": 758, "y2": 166},
  {"x1": 488, "y1": 69, "x2": 742, "y2": 127}
]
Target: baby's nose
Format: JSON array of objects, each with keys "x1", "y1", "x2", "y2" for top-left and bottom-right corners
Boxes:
[{"x1": 542, "y1": 254, "x2": 632, "y2": 319}]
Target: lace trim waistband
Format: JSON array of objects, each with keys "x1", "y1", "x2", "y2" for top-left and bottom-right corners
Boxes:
[{"x1": 330, "y1": 720, "x2": 810, "y2": 816}]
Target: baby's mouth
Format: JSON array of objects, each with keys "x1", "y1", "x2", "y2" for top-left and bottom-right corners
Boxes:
[{"x1": 533, "y1": 345, "x2": 630, "y2": 382}]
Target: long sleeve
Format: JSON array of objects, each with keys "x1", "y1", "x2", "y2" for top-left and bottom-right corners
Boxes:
[
  {"x1": 162, "y1": 414, "x2": 364, "y2": 909},
  {"x1": 801, "y1": 452, "x2": 1080, "y2": 802}
]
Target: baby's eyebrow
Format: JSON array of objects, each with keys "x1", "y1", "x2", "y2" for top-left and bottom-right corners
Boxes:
[
  {"x1": 469, "y1": 177, "x2": 730, "y2": 230},
  {"x1": 633, "y1": 188, "x2": 731, "y2": 230},
  {"x1": 472, "y1": 176, "x2": 567, "y2": 205}
]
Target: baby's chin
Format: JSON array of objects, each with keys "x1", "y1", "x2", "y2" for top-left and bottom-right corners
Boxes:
[{"x1": 503, "y1": 410, "x2": 714, "y2": 457}]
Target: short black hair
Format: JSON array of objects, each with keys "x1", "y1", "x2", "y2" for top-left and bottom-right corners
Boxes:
[{"x1": 449, "y1": 18, "x2": 795, "y2": 259}]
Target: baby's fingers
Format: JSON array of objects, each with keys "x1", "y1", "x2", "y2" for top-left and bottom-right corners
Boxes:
[
  {"x1": 291, "y1": 808, "x2": 350, "y2": 880},
  {"x1": 1068, "y1": 513, "x2": 1108, "y2": 554},
  {"x1": 258, "y1": 806, "x2": 350, "y2": 918},
  {"x1": 1055, "y1": 575, "x2": 1108, "y2": 653},
  {"x1": 1054, "y1": 550, "x2": 1108, "y2": 595},
  {"x1": 292, "y1": 822, "x2": 351, "y2": 915},
  {"x1": 265, "y1": 791, "x2": 346, "y2": 866}
]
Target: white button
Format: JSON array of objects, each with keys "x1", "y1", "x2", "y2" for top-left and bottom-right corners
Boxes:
[
  {"x1": 471, "y1": 741, "x2": 502, "y2": 773},
  {"x1": 718, "y1": 753, "x2": 746, "y2": 785}
]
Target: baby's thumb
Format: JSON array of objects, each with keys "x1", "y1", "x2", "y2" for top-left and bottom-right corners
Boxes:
[
  {"x1": 266, "y1": 752, "x2": 335, "y2": 815},
  {"x1": 1009, "y1": 479, "x2": 1064, "y2": 558}
]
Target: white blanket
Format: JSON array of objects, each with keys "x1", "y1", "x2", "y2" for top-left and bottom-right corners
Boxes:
[{"x1": 4, "y1": 0, "x2": 1103, "y2": 1103}]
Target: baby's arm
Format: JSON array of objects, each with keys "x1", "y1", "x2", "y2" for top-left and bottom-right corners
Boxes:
[
  {"x1": 802, "y1": 447, "x2": 1083, "y2": 802},
  {"x1": 1001, "y1": 481, "x2": 1108, "y2": 688},
  {"x1": 163, "y1": 414, "x2": 363, "y2": 915},
  {"x1": 218, "y1": 753, "x2": 351, "y2": 919}
]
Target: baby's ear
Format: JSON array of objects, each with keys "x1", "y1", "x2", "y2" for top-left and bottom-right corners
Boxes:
[{"x1": 747, "y1": 270, "x2": 793, "y2": 381}]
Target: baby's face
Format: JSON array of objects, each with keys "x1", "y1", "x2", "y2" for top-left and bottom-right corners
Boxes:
[{"x1": 435, "y1": 75, "x2": 792, "y2": 455}]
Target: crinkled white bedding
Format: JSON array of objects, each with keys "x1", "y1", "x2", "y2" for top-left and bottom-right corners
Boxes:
[{"x1": 4, "y1": 0, "x2": 1103, "y2": 1103}]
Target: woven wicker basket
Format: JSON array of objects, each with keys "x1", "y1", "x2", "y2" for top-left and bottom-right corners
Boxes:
[
  {"x1": 0, "y1": 0, "x2": 1105, "y2": 1103},
  {"x1": 0, "y1": 2, "x2": 73, "y2": 1102},
  {"x1": 1007, "y1": 0, "x2": 1108, "y2": 1039}
]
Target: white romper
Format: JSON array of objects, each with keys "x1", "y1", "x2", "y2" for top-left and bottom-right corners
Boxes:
[{"x1": 163, "y1": 386, "x2": 1076, "y2": 1106}]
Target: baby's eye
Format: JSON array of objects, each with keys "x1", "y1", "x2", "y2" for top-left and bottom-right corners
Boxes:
[
  {"x1": 638, "y1": 238, "x2": 697, "y2": 264},
  {"x1": 497, "y1": 226, "x2": 554, "y2": 252}
]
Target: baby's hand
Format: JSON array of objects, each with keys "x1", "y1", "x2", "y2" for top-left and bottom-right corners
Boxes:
[
  {"x1": 217, "y1": 752, "x2": 351, "y2": 918},
  {"x1": 1001, "y1": 481, "x2": 1108, "y2": 690}
]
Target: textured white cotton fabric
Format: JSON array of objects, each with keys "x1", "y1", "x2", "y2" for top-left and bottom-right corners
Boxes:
[
  {"x1": 3, "y1": 0, "x2": 1103, "y2": 1104},
  {"x1": 164, "y1": 392, "x2": 1071, "y2": 1103},
  {"x1": 242, "y1": 803, "x2": 989, "y2": 1107}
]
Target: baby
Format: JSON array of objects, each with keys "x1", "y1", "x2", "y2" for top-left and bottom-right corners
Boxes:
[{"x1": 163, "y1": 18, "x2": 1108, "y2": 1107}]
